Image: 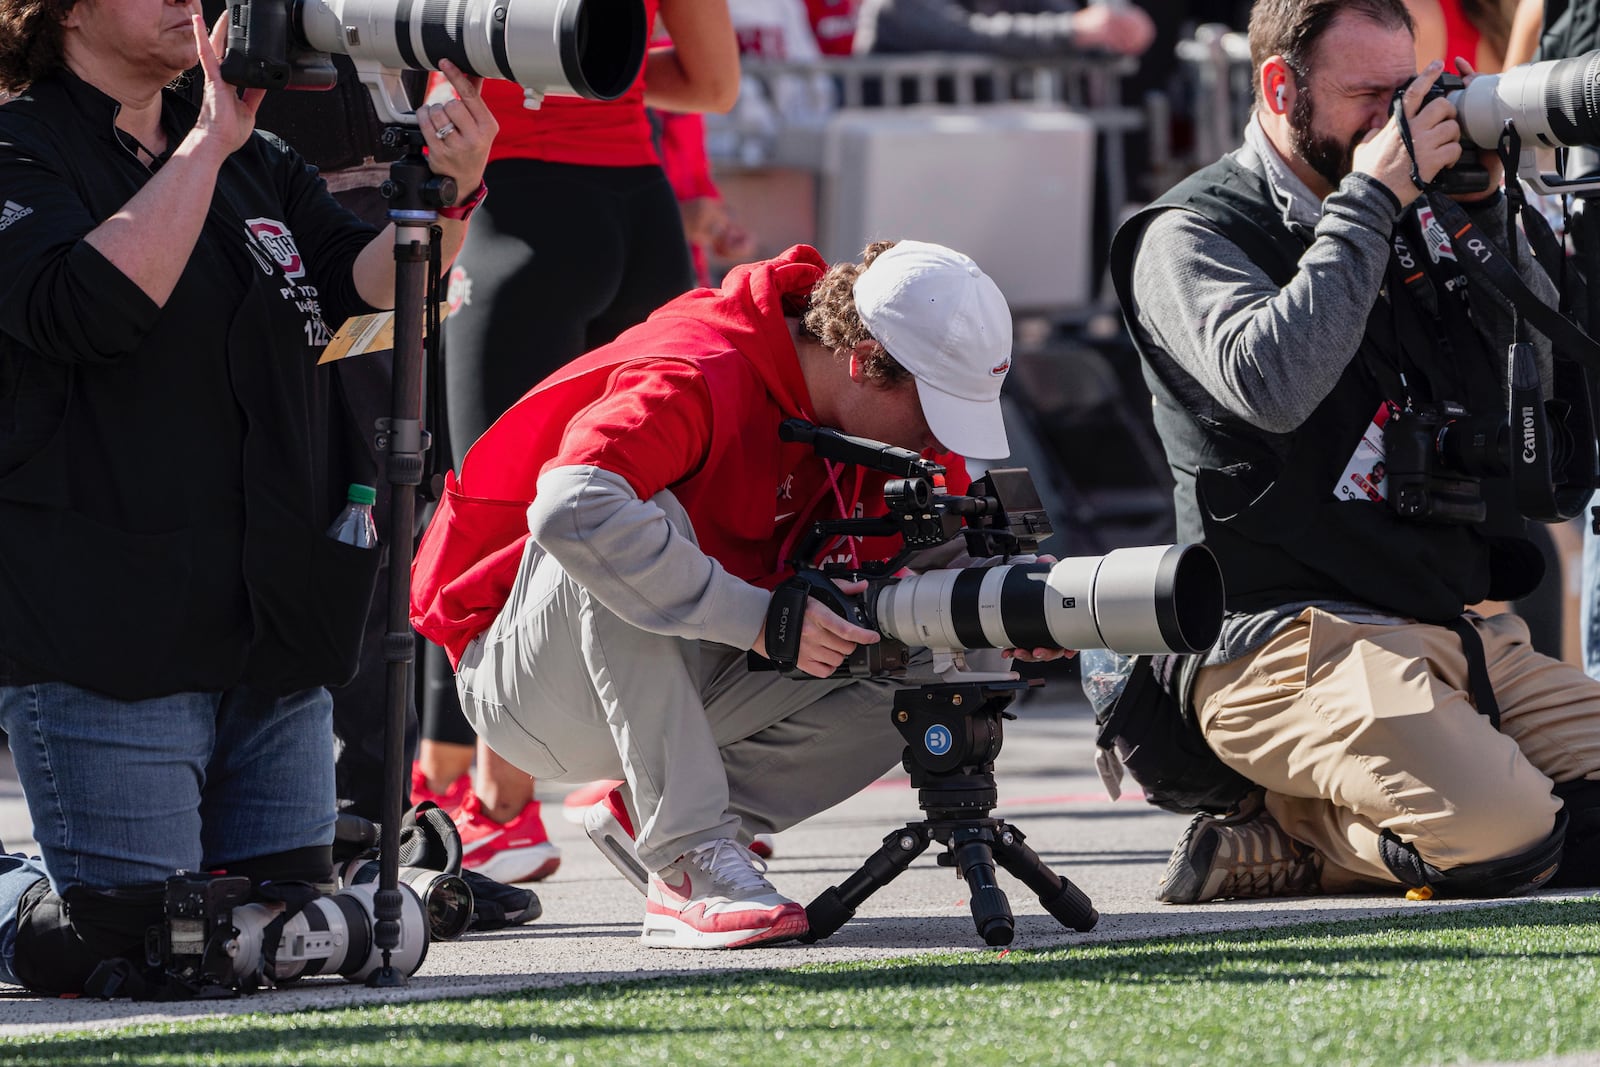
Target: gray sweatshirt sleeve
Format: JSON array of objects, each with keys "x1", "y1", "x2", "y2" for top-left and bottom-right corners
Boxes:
[
  {"x1": 527, "y1": 465, "x2": 773, "y2": 651},
  {"x1": 1128, "y1": 172, "x2": 1403, "y2": 434}
]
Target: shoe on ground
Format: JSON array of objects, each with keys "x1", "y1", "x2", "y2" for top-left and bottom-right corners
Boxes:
[
  {"x1": 1158, "y1": 793, "x2": 1322, "y2": 903},
  {"x1": 459, "y1": 868, "x2": 542, "y2": 930},
  {"x1": 749, "y1": 833, "x2": 777, "y2": 859},
  {"x1": 641, "y1": 838, "x2": 808, "y2": 949},
  {"x1": 583, "y1": 787, "x2": 650, "y2": 895},
  {"x1": 410, "y1": 762, "x2": 470, "y2": 817},
  {"x1": 456, "y1": 791, "x2": 562, "y2": 884},
  {"x1": 562, "y1": 779, "x2": 625, "y2": 824}
]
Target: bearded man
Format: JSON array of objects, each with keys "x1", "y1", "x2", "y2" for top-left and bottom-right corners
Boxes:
[{"x1": 1109, "y1": 0, "x2": 1600, "y2": 904}]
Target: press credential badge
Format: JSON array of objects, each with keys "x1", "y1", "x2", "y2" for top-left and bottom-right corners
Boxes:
[{"x1": 1334, "y1": 401, "x2": 1400, "y2": 502}]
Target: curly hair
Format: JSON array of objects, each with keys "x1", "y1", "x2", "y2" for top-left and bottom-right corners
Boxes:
[
  {"x1": 0, "y1": 0, "x2": 74, "y2": 95},
  {"x1": 800, "y1": 240, "x2": 912, "y2": 387}
]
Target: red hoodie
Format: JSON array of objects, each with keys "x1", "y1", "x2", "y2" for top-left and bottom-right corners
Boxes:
[{"x1": 411, "y1": 244, "x2": 970, "y2": 664}]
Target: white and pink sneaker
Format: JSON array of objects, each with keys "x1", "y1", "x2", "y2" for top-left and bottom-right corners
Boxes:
[{"x1": 641, "y1": 839, "x2": 808, "y2": 949}]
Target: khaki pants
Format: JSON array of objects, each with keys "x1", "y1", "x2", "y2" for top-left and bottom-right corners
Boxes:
[
  {"x1": 454, "y1": 491, "x2": 907, "y2": 873},
  {"x1": 1194, "y1": 608, "x2": 1600, "y2": 888}
]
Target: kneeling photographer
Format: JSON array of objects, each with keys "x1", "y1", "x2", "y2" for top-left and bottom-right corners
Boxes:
[
  {"x1": 0, "y1": 0, "x2": 492, "y2": 993},
  {"x1": 411, "y1": 239, "x2": 1072, "y2": 950},
  {"x1": 1110, "y1": 0, "x2": 1600, "y2": 905}
]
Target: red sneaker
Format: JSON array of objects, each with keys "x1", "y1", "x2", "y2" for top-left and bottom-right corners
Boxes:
[
  {"x1": 456, "y1": 791, "x2": 562, "y2": 883},
  {"x1": 562, "y1": 779, "x2": 625, "y2": 824},
  {"x1": 410, "y1": 762, "x2": 470, "y2": 817}
]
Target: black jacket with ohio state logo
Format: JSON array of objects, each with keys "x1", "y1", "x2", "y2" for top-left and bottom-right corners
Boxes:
[{"x1": 0, "y1": 70, "x2": 382, "y2": 699}]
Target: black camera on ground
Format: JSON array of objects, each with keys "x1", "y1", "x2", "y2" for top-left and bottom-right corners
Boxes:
[
  {"x1": 147, "y1": 871, "x2": 429, "y2": 994},
  {"x1": 1383, "y1": 342, "x2": 1595, "y2": 525},
  {"x1": 757, "y1": 420, "x2": 1225, "y2": 681}
]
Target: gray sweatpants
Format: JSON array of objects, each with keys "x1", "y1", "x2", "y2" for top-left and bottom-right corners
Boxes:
[{"x1": 455, "y1": 492, "x2": 907, "y2": 872}]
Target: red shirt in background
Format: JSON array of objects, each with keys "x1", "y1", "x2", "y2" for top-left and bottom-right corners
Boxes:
[
  {"x1": 1440, "y1": 1, "x2": 1485, "y2": 71},
  {"x1": 805, "y1": 0, "x2": 859, "y2": 55},
  {"x1": 477, "y1": 0, "x2": 663, "y2": 167}
]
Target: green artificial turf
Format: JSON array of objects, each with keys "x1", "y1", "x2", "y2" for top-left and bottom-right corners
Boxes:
[{"x1": 7, "y1": 898, "x2": 1600, "y2": 1067}]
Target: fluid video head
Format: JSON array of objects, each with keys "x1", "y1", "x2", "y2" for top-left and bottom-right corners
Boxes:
[
  {"x1": 219, "y1": 0, "x2": 648, "y2": 124},
  {"x1": 759, "y1": 421, "x2": 1225, "y2": 681}
]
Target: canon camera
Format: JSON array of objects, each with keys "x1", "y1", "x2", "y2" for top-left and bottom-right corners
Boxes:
[
  {"x1": 1383, "y1": 343, "x2": 1595, "y2": 525},
  {"x1": 1401, "y1": 50, "x2": 1600, "y2": 195}
]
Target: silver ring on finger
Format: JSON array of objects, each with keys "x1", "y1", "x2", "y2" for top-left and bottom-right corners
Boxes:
[{"x1": 436, "y1": 121, "x2": 456, "y2": 138}]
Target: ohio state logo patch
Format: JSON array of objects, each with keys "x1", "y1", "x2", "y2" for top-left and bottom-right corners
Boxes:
[{"x1": 245, "y1": 217, "x2": 306, "y2": 279}]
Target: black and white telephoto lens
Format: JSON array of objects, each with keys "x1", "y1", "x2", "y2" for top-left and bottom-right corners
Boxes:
[
  {"x1": 1453, "y1": 50, "x2": 1600, "y2": 150},
  {"x1": 871, "y1": 545, "x2": 1225, "y2": 656},
  {"x1": 297, "y1": 0, "x2": 648, "y2": 100},
  {"x1": 229, "y1": 882, "x2": 429, "y2": 983}
]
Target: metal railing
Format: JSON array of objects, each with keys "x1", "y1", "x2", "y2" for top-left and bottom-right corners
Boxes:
[{"x1": 707, "y1": 52, "x2": 1145, "y2": 167}]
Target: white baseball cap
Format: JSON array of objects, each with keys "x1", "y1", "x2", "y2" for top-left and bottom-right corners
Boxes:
[{"x1": 852, "y1": 240, "x2": 1013, "y2": 461}]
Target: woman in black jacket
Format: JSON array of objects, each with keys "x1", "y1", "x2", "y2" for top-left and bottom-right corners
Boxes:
[{"x1": 0, "y1": 0, "x2": 492, "y2": 993}]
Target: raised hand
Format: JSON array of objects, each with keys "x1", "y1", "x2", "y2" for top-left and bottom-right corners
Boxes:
[
  {"x1": 187, "y1": 0, "x2": 266, "y2": 161},
  {"x1": 1352, "y1": 60, "x2": 1464, "y2": 207},
  {"x1": 417, "y1": 59, "x2": 498, "y2": 200}
]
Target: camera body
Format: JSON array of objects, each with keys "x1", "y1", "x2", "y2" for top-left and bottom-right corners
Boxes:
[
  {"x1": 1396, "y1": 50, "x2": 1600, "y2": 197},
  {"x1": 1401, "y1": 72, "x2": 1498, "y2": 195},
  {"x1": 1382, "y1": 343, "x2": 1594, "y2": 526},
  {"x1": 149, "y1": 873, "x2": 258, "y2": 992},
  {"x1": 1383, "y1": 399, "x2": 1506, "y2": 524}
]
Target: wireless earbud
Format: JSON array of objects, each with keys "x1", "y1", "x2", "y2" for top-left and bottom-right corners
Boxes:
[{"x1": 1275, "y1": 84, "x2": 1287, "y2": 111}]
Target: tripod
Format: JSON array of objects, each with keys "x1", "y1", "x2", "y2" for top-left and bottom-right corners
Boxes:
[
  {"x1": 803, "y1": 679, "x2": 1099, "y2": 947},
  {"x1": 366, "y1": 126, "x2": 456, "y2": 987}
]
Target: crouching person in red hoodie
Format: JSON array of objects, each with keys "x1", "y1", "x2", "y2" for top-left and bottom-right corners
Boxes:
[{"x1": 410, "y1": 240, "x2": 1069, "y2": 949}]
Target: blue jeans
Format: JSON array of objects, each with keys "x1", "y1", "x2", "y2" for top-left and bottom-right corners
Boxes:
[
  {"x1": 0, "y1": 683, "x2": 336, "y2": 987},
  {"x1": 1584, "y1": 491, "x2": 1600, "y2": 681}
]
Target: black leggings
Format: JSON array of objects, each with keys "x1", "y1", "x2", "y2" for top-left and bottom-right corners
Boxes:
[
  {"x1": 441, "y1": 158, "x2": 694, "y2": 451},
  {"x1": 421, "y1": 159, "x2": 693, "y2": 747}
]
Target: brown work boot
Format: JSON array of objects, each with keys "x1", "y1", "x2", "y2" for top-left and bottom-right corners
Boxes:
[{"x1": 1158, "y1": 793, "x2": 1322, "y2": 903}]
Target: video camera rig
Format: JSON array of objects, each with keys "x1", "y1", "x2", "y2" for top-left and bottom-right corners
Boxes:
[{"x1": 763, "y1": 422, "x2": 1223, "y2": 945}]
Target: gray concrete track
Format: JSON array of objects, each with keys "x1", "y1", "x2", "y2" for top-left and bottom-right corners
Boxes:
[{"x1": 1, "y1": 690, "x2": 1592, "y2": 1040}]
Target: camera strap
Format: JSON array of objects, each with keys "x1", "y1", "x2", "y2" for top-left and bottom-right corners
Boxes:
[
  {"x1": 1391, "y1": 96, "x2": 1600, "y2": 367},
  {"x1": 762, "y1": 578, "x2": 811, "y2": 668},
  {"x1": 1444, "y1": 615, "x2": 1502, "y2": 730},
  {"x1": 252, "y1": 881, "x2": 324, "y2": 984},
  {"x1": 1424, "y1": 189, "x2": 1600, "y2": 369},
  {"x1": 1389, "y1": 220, "x2": 1486, "y2": 400}
]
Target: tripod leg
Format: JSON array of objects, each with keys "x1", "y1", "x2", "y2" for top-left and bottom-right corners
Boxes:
[
  {"x1": 991, "y1": 822, "x2": 1098, "y2": 932},
  {"x1": 950, "y1": 828, "x2": 1014, "y2": 947},
  {"x1": 804, "y1": 826, "x2": 930, "y2": 943}
]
